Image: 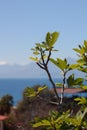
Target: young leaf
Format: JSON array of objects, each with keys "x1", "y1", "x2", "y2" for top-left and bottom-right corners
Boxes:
[
  {"x1": 74, "y1": 78, "x2": 84, "y2": 85},
  {"x1": 73, "y1": 48, "x2": 85, "y2": 55},
  {"x1": 33, "y1": 51, "x2": 39, "y2": 55},
  {"x1": 46, "y1": 32, "x2": 51, "y2": 47},
  {"x1": 67, "y1": 74, "x2": 74, "y2": 87},
  {"x1": 36, "y1": 43, "x2": 47, "y2": 49},
  {"x1": 67, "y1": 74, "x2": 84, "y2": 87},
  {"x1": 78, "y1": 67, "x2": 87, "y2": 73},
  {"x1": 50, "y1": 58, "x2": 58, "y2": 67},
  {"x1": 56, "y1": 58, "x2": 68, "y2": 71},
  {"x1": 51, "y1": 32, "x2": 59, "y2": 46},
  {"x1": 24, "y1": 87, "x2": 36, "y2": 98},
  {"x1": 30, "y1": 57, "x2": 39, "y2": 62},
  {"x1": 55, "y1": 82, "x2": 63, "y2": 87},
  {"x1": 81, "y1": 85, "x2": 87, "y2": 90},
  {"x1": 50, "y1": 58, "x2": 68, "y2": 71},
  {"x1": 32, "y1": 119, "x2": 51, "y2": 127},
  {"x1": 69, "y1": 64, "x2": 79, "y2": 70},
  {"x1": 84, "y1": 40, "x2": 87, "y2": 52},
  {"x1": 46, "y1": 32, "x2": 59, "y2": 47},
  {"x1": 37, "y1": 86, "x2": 47, "y2": 93},
  {"x1": 74, "y1": 97, "x2": 87, "y2": 105}
]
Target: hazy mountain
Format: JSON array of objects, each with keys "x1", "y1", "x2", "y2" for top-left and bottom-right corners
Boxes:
[
  {"x1": 0, "y1": 62, "x2": 59, "y2": 78},
  {"x1": 0, "y1": 57, "x2": 85, "y2": 78}
]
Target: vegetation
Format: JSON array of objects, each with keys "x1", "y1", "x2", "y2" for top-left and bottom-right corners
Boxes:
[
  {"x1": 0, "y1": 94, "x2": 13, "y2": 115},
  {"x1": 0, "y1": 95, "x2": 15, "y2": 130},
  {"x1": 28, "y1": 32, "x2": 87, "y2": 130},
  {"x1": 30, "y1": 32, "x2": 60, "y2": 104},
  {"x1": 1, "y1": 32, "x2": 87, "y2": 130},
  {"x1": 30, "y1": 32, "x2": 85, "y2": 104},
  {"x1": 16, "y1": 86, "x2": 80, "y2": 130}
]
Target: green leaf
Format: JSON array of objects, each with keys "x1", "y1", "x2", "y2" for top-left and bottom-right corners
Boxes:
[
  {"x1": 77, "y1": 59, "x2": 86, "y2": 65},
  {"x1": 50, "y1": 58, "x2": 68, "y2": 71},
  {"x1": 56, "y1": 58, "x2": 68, "y2": 71},
  {"x1": 46, "y1": 32, "x2": 59, "y2": 47},
  {"x1": 84, "y1": 40, "x2": 87, "y2": 52},
  {"x1": 69, "y1": 64, "x2": 79, "y2": 70},
  {"x1": 74, "y1": 108, "x2": 87, "y2": 126},
  {"x1": 33, "y1": 51, "x2": 39, "y2": 55},
  {"x1": 24, "y1": 87, "x2": 36, "y2": 98},
  {"x1": 46, "y1": 32, "x2": 51, "y2": 47},
  {"x1": 51, "y1": 32, "x2": 59, "y2": 46},
  {"x1": 50, "y1": 58, "x2": 59, "y2": 67},
  {"x1": 67, "y1": 74, "x2": 84, "y2": 87},
  {"x1": 55, "y1": 82, "x2": 63, "y2": 87},
  {"x1": 33, "y1": 119, "x2": 51, "y2": 127},
  {"x1": 78, "y1": 67, "x2": 87, "y2": 73},
  {"x1": 37, "y1": 86, "x2": 47, "y2": 93},
  {"x1": 84, "y1": 40, "x2": 87, "y2": 46},
  {"x1": 67, "y1": 74, "x2": 74, "y2": 87},
  {"x1": 36, "y1": 43, "x2": 47, "y2": 49},
  {"x1": 81, "y1": 85, "x2": 87, "y2": 90},
  {"x1": 30, "y1": 57, "x2": 39, "y2": 62},
  {"x1": 74, "y1": 97, "x2": 87, "y2": 105},
  {"x1": 74, "y1": 78, "x2": 84, "y2": 85},
  {"x1": 73, "y1": 48, "x2": 85, "y2": 55}
]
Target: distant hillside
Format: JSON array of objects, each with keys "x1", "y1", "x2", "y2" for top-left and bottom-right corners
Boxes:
[
  {"x1": 0, "y1": 62, "x2": 59, "y2": 78},
  {"x1": 0, "y1": 57, "x2": 85, "y2": 78}
]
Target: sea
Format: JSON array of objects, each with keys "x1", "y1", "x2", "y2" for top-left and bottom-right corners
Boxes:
[
  {"x1": 0, "y1": 78, "x2": 60, "y2": 106},
  {"x1": 0, "y1": 78, "x2": 87, "y2": 106}
]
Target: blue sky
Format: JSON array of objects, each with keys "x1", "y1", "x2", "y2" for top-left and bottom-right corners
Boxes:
[{"x1": 0, "y1": 0, "x2": 87, "y2": 65}]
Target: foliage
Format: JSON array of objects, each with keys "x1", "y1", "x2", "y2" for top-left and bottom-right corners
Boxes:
[
  {"x1": 31, "y1": 110, "x2": 70, "y2": 130},
  {"x1": 30, "y1": 32, "x2": 59, "y2": 63},
  {"x1": 4, "y1": 116, "x2": 17, "y2": 130},
  {"x1": 24, "y1": 85, "x2": 47, "y2": 99},
  {"x1": 67, "y1": 74, "x2": 84, "y2": 88},
  {"x1": 28, "y1": 32, "x2": 87, "y2": 129},
  {"x1": 17, "y1": 85, "x2": 55, "y2": 113},
  {"x1": 31, "y1": 108, "x2": 87, "y2": 130},
  {"x1": 73, "y1": 40, "x2": 87, "y2": 65},
  {"x1": 30, "y1": 32, "x2": 87, "y2": 105},
  {"x1": 30, "y1": 32, "x2": 60, "y2": 104},
  {"x1": 74, "y1": 40, "x2": 87, "y2": 108},
  {"x1": 50, "y1": 57, "x2": 84, "y2": 103},
  {"x1": 74, "y1": 40, "x2": 87, "y2": 76},
  {"x1": 0, "y1": 94, "x2": 13, "y2": 115},
  {"x1": 74, "y1": 97, "x2": 87, "y2": 105}
]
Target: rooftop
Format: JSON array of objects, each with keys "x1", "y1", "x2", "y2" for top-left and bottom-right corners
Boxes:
[
  {"x1": 0, "y1": 115, "x2": 8, "y2": 121},
  {"x1": 56, "y1": 88, "x2": 87, "y2": 94}
]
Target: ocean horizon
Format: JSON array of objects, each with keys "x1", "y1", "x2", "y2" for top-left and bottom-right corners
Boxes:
[
  {"x1": 0, "y1": 78, "x2": 87, "y2": 106},
  {"x1": 0, "y1": 78, "x2": 60, "y2": 106}
]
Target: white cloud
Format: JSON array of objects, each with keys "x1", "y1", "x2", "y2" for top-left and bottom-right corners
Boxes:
[{"x1": 0, "y1": 61, "x2": 8, "y2": 65}]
